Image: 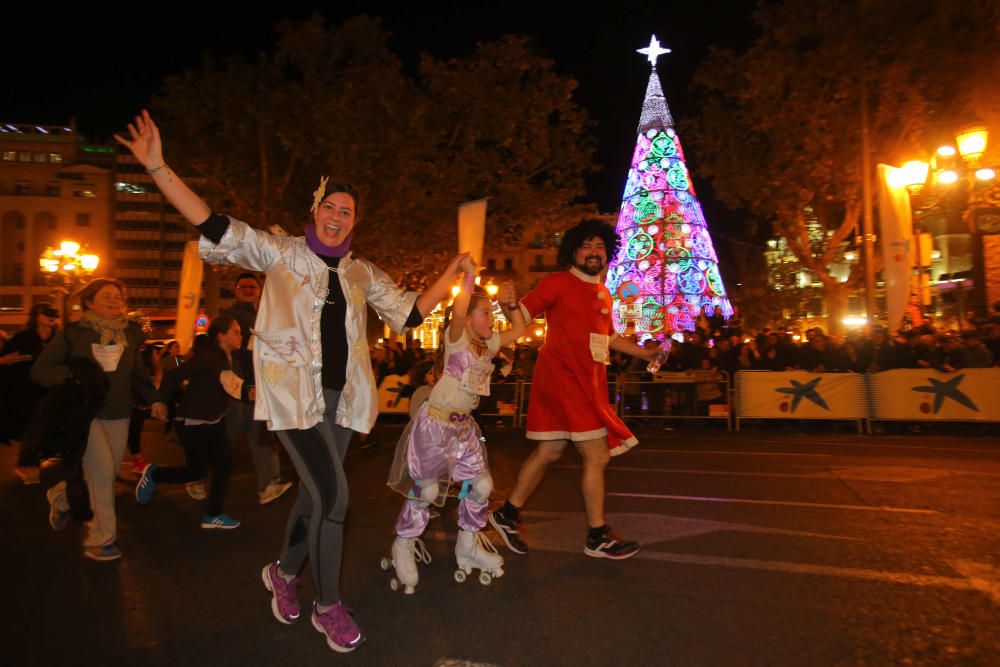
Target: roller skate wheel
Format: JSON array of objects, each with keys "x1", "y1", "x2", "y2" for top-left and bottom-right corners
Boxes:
[
  {"x1": 390, "y1": 578, "x2": 400, "y2": 591},
  {"x1": 379, "y1": 557, "x2": 391, "y2": 571},
  {"x1": 454, "y1": 569, "x2": 467, "y2": 583},
  {"x1": 478, "y1": 571, "x2": 492, "y2": 586}
]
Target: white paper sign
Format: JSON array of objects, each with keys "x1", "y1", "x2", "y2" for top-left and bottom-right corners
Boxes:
[{"x1": 91, "y1": 344, "x2": 124, "y2": 373}]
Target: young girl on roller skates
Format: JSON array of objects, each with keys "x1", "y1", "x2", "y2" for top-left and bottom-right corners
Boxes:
[{"x1": 385, "y1": 258, "x2": 525, "y2": 593}]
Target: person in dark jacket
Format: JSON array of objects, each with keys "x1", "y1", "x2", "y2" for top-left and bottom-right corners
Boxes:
[
  {"x1": 2, "y1": 302, "x2": 60, "y2": 484},
  {"x1": 21, "y1": 356, "x2": 109, "y2": 524},
  {"x1": 32, "y1": 278, "x2": 166, "y2": 562},
  {"x1": 135, "y1": 315, "x2": 246, "y2": 529},
  {"x1": 221, "y1": 272, "x2": 292, "y2": 505}
]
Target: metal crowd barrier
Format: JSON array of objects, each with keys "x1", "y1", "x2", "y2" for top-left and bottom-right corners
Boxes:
[
  {"x1": 476, "y1": 380, "x2": 521, "y2": 425},
  {"x1": 618, "y1": 371, "x2": 732, "y2": 430}
]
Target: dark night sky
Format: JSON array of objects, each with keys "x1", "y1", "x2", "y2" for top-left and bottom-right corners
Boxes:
[{"x1": 1, "y1": 1, "x2": 757, "y2": 248}]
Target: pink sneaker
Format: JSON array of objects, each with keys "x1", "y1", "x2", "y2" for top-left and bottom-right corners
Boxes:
[
  {"x1": 311, "y1": 602, "x2": 364, "y2": 653},
  {"x1": 261, "y1": 562, "x2": 300, "y2": 624}
]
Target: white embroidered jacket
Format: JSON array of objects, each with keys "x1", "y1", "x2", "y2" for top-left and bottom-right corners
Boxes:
[{"x1": 199, "y1": 216, "x2": 418, "y2": 432}]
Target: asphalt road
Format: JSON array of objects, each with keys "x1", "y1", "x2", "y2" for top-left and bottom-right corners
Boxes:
[{"x1": 3, "y1": 420, "x2": 998, "y2": 666}]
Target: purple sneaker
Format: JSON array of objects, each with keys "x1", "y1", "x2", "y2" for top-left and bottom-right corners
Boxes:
[
  {"x1": 311, "y1": 602, "x2": 365, "y2": 653},
  {"x1": 261, "y1": 562, "x2": 300, "y2": 624}
]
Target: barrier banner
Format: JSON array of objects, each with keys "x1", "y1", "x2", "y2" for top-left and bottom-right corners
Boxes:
[
  {"x1": 377, "y1": 374, "x2": 410, "y2": 414},
  {"x1": 868, "y1": 368, "x2": 1000, "y2": 421},
  {"x1": 735, "y1": 371, "x2": 868, "y2": 419}
]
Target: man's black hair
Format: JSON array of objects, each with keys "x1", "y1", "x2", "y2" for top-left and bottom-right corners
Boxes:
[
  {"x1": 557, "y1": 219, "x2": 620, "y2": 268},
  {"x1": 235, "y1": 272, "x2": 261, "y2": 285}
]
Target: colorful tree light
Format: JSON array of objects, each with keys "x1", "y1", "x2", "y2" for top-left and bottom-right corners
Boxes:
[{"x1": 606, "y1": 35, "x2": 733, "y2": 338}]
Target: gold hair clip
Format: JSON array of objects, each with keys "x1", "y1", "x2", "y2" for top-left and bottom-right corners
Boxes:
[{"x1": 310, "y1": 175, "x2": 330, "y2": 213}]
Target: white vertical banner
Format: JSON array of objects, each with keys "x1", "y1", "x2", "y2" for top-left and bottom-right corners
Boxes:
[
  {"x1": 877, "y1": 164, "x2": 914, "y2": 332},
  {"x1": 175, "y1": 240, "x2": 204, "y2": 354},
  {"x1": 735, "y1": 371, "x2": 868, "y2": 419},
  {"x1": 869, "y1": 369, "x2": 1000, "y2": 421},
  {"x1": 458, "y1": 198, "x2": 488, "y2": 264}
]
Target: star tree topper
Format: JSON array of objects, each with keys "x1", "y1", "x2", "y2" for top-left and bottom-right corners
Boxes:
[{"x1": 637, "y1": 35, "x2": 671, "y2": 66}]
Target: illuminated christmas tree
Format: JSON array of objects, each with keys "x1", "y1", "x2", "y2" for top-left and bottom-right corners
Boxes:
[{"x1": 606, "y1": 36, "x2": 733, "y2": 339}]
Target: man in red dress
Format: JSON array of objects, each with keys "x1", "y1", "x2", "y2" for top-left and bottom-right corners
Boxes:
[{"x1": 490, "y1": 220, "x2": 658, "y2": 559}]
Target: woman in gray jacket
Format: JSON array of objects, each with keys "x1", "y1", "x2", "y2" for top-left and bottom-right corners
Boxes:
[{"x1": 32, "y1": 278, "x2": 166, "y2": 562}]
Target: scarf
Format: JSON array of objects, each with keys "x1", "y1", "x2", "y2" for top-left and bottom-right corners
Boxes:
[
  {"x1": 79, "y1": 311, "x2": 129, "y2": 347},
  {"x1": 305, "y1": 225, "x2": 352, "y2": 258}
]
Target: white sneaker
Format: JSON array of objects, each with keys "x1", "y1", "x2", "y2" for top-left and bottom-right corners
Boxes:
[
  {"x1": 259, "y1": 479, "x2": 293, "y2": 505},
  {"x1": 186, "y1": 482, "x2": 207, "y2": 500}
]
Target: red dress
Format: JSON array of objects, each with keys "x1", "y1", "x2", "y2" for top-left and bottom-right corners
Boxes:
[{"x1": 521, "y1": 268, "x2": 637, "y2": 455}]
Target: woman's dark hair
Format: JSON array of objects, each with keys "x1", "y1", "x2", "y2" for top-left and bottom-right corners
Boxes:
[
  {"x1": 191, "y1": 332, "x2": 211, "y2": 355},
  {"x1": 26, "y1": 302, "x2": 58, "y2": 332},
  {"x1": 207, "y1": 315, "x2": 237, "y2": 347},
  {"x1": 556, "y1": 219, "x2": 620, "y2": 268},
  {"x1": 318, "y1": 181, "x2": 362, "y2": 221},
  {"x1": 76, "y1": 278, "x2": 126, "y2": 311}
]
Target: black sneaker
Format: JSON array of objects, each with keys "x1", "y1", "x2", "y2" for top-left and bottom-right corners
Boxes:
[
  {"x1": 488, "y1": 510, "x2": 529, "y2": 554},
  {"x1": 584, "y1": 528, "x2": 640, "y2": 560}
]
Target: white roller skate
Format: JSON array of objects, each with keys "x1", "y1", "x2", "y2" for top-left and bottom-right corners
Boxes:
[
  {"x1": 454, "y1": 530, "x2": 504, "y2": 586},
  {"x1": 379, "y1": 536, "x2": 431, "y2": 594}
]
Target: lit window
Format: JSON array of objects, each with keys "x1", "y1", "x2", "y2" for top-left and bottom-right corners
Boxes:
[
  {"x1": 17, "y1": 151, "x2": 31, "y2": 162},
  {"x1": 49, "y1": 153, "x2": 63, "y2": 164},
  {"x1": 74, "y1": 186, "x2": 97, "y2": 198},
  {"x1": 2, "y1": 151, "x2": 15, "y2": 161}
]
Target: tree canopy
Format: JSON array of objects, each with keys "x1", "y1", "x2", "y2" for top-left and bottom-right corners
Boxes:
[
  {"x1": 153, "y1": 15, "x2": 601, "y2": 287},
  {"x1": 688, "y1": 0, "x2": 1000, "y2": 330}
]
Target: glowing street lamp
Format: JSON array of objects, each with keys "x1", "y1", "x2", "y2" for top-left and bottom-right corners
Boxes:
[
  {"x1": 38, "y1": 239, "x2": 101, "y2": 319},
  {"x1": 899, "y1": 160, "x2": 930, "y2": 192},
  {"x1": 956, "y1": 127, "x2": 988, "y2": 161}
]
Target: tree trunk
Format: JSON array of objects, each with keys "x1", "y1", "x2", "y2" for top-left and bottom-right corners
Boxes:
[{"x1": 824, "y1": 283, "x2": 849, "y2": 336}]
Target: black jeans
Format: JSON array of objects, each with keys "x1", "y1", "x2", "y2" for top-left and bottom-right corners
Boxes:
[{"x1": 153, "y1": 420, "x2": 232, "y2": 517}]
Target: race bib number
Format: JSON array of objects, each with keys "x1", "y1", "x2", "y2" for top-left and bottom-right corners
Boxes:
[
  {"x1": 460, "y1": 359, "x2": 493, "y2": 396},
  {"x1": 253, "y1": 328, "x2": 310, "y2": 368},
  {"x1": 91, "y1": 344, "x2": 124, "y2": 372},
  {"x1": 589, "y1": 333, "x2": 609, "y2": 364}
]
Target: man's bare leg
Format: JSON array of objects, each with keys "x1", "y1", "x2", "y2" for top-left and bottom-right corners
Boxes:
[
  {"x1": 508, "y1": 439, "x2": 568, "y2": 508},
  {"x1": 574, "y1": 437, "x2": 611, "y2": 528}
]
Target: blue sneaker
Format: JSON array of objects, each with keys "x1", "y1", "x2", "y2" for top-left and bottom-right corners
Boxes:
[
  {"x1": 201, "y1": 513, "x2": 240, "y2": 530},
  {"x1": 135, "y1": 463, "x2": 159, "y2": 504}
]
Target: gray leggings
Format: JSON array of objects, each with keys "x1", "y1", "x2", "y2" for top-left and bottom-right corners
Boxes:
[{"x1": 276, "y1": 389, "x2": 352, "y2": 606}]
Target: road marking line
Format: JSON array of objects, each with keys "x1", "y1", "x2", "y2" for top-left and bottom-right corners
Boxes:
[
  {"x1": 632, "y1": 449, "x2": 833, "y2": 457},
  {"x1": 607, "y1": 492, "x2": 940, "y2": 514},
  {"x1": 674, "y1": 435, "x2": 1000, "y2": 455},
  {"x1": 639, "y1": 551, "x2": 979, "y2": 593},
  {"x1": 557, "y1": 464, "x2": 831, "y2": 479}
]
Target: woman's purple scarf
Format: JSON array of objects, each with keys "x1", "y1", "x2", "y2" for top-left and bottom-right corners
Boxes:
[{"x1": 305, "y1": 225, "x2": 352, "y2": 257}]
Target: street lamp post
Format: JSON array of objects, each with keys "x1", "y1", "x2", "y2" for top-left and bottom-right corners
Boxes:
[
  {"x1": 897, "y1": 127, "x2": 997, "y2": 327},
  {"x1": 38, "y1": 240, "x2": 100, "y2": 320}
]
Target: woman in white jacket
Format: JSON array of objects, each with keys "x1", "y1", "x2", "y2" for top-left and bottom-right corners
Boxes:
[{"x1": 117, "y1": 111, "x2": 464, "y2": 653}]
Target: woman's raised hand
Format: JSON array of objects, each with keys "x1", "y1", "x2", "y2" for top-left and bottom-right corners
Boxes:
[
  {"x1": 459, "y1": 254, "x2": 478, "y2": 276},
  {"x1": 113, "y1": 110, "x2": 164, "y2": 170}
]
